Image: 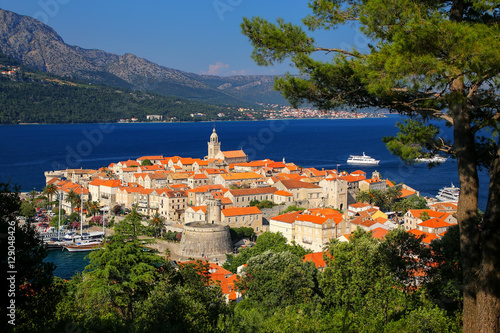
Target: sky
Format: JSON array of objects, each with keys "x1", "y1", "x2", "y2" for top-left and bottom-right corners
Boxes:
[{"x1": 0, "y1": 1, "x2": 367, "y2": 76}]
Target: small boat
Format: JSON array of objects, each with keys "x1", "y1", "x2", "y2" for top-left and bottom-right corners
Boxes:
[
  {"x1": 436, "y1": 183, "x2": 460, "y2": 202},
  {"x1": 64, "y1": 240, "x2": 103, "y2": 252},
  {"x1": 415, "y1": 155, "x2": 448, "y2": 163},
  {"x1": 347, "y1": 152, "x2": 380, "y2": 165}
]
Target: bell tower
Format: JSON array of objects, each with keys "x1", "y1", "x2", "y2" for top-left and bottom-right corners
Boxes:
[{"x1": 207, "y1": 126, "x2": 221, "y2": 159}]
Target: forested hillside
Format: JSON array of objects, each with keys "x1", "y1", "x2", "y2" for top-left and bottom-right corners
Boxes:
[{"x1": 0, "y1": 54, "x2": 256, "y2": 124}]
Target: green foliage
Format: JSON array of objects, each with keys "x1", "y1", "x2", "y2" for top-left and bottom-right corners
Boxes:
[
  {"x1": 356, "y1": 188, "x2": 401, "y2": 211},
  {"x1": 392, "y1": 196, "x2": 429, "y2": 215},
  {"x1": 420, "y1": 211, "x2": 431, "y2": 221},
  {"x1": 67, "y1": 212, "x2": 79, "y2": 222},
  {"x1": 19, "y1": 200, "x2": 36, "y2": 218},
  {"x1": 112, "y1": 204, "x2": 123, "y2": 215},
  {"x1": 321, "y1": 229, "x2": 412, "y2": 330},
  {"x1": 385, "y1": 303, "x2": 460, "y2": 333},
  {"x1": 52, "y1": 207, "x2": 65, "y2": 216},
  {"x1": 148, "y1": 212, "x2": 166, "y2": 238},
  {"x1": 230, "y1": 227, "x2": 256, "y2": 242},
  {"x1": 357, "y1": 186, "x2": 426, "y2": 213},
  {"x1": 54, "y1": 211, "x2": 229, "y2": 332},
  {"x1": 383, "y1": 119, "x2": 443, "y2": 163},
  {"x1": 426, "y1": 224, "x2": 463, "y2": 315},
  {"x1": 279, "y1": 204, "x2": 305, "y2": 214},
  {"x1": 0, "y1": 69, "x2": 250, "y2": 124},
  {"x1": 0, "y1": 182, "x2": 58, "y2": 333},
  {"x1": 140, "y1": 159, "x2": 152, "y2": 166},
  {"x1": 132, "y1": 266, "x2": 230, "y2": 332},
  {"x1": 237, "y1": 251, "x2": 321, "y2": 311},
  {"x1": 223, "y1": 232, "x2": 309, "y2": 273},
  {"x1": 50, "y1": 215, "x2": 60, "y2": 228},
  {"x1": 249, "y1": 199, "x2": 276, "y2": 209},
  {"x1": 163, "y1": 230, "x2": 180, "y2": 242},
  {"x1": 114, "y1": 209, "x2": 147, "y2": 238}
]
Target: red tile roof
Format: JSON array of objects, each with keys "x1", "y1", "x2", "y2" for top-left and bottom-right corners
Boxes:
[
  {"x1": 371, "y1": 227, "x2": 389, "y2": 239},
  {"x1": 274, "y1": 190, "x2": 293, "y2": 196},
  {"x1": 296, "y1": 214, "x2": 328, "y2": 225},
  {"x1": 222, "y1": 206, "x2": 262, "y2": 217},
  {"x1": 270, "y1": 211, "x2": 302, "y2": 224},
  {"x1": 408, "y1": 229, "x2": 440, "y2": 244},
  {"x1": 418, "y1": 217, "x2": 451, "y2": 229},
  {"x1": 408, "y1": 209, "x2": 451, "y2": 220},
  {"x1": 222, "y1": 150, "x2": 247, "y2": 158},
  {"x1": 277, "y1": 179, "x2": 321, "y2": 189},
  {"x1": 227, "y1": 187, "x2": 277, "y2": 196},
  {"x1": 303, "y1": 252, "x2": 329, "y2": 269}
]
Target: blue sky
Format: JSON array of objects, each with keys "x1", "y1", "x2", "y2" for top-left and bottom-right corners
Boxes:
[{"x1": 0, "y1": 1, "x2": 366, "y2": 76}]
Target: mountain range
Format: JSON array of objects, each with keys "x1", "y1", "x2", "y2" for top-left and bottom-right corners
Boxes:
[{"x1": 0, "y1": 8, "x2": 287, "y2": 106}]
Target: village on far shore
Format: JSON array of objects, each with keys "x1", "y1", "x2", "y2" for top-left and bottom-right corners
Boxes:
[{"x1": 36, "y1": 127, "x2": 458, "y2": 302}]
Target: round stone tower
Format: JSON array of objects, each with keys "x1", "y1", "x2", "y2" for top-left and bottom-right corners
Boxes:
[
  {"x1": 179, "y1": 197, "x2": 231, "y2": 258},
  {"x1": 179, "y1": 223, "x2": 232, "y2": 258}
]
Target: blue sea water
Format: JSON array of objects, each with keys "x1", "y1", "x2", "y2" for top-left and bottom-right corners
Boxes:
[
  {"x1": 0, "y1": 116, "x2": 489, "y2": 278},
  {"x1": 45, "y1": 250, "x2": 90, "y2": 280},
  {"x1": 0, "y1": 115, "x2": 489, "y2": 206}
]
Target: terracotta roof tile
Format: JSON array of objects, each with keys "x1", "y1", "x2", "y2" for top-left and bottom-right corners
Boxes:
[
  {"x1": 418, "y1": 217, "x2": 451, "y2": 228},
  {"x1": 228, "y1": 187, "x2": 277, "y2": 196},
  {"x1": 296, "y1": 214, "x2": 328, "y2": 225},
  {"x1": 303, "y1": 252, "x2": 330, "y2": 269},
  {"x1": 277, "y1": 179, "x2": 321, "y2": 189},
  {"x1": 270, "y1": 211, "x2": 302, "y2": 224},
  {"x1": 222, "y1": 206, "x2": 262, "y2": 217},
  {"x1": 408, "y1": 229, "x2": 440, "y2": 244},
  {"x1": 371, "y1": 227, "x2": 389, "y2": 239},
  {"x1": 222, "y1": 150, "x2": 247, "y2": 158}
]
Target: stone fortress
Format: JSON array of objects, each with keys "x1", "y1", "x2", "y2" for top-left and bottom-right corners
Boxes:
[{"x1": 179, "y1": 198, "x2": 232, "y2": 258}]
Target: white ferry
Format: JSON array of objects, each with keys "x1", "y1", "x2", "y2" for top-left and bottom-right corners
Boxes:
[
  {"x1": 346, "y1": 152, "x2": 380, "y2": 165},
  {"x1": 436, "y1": 183, "x2": 460, "y2": 202},
  {"x1": 415, "y1": 155, "x2": 448, "y2": 163}
]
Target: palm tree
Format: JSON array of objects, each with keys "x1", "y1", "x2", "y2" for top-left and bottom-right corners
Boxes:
[
  {"x1": 356, "y1": 191, "x2": 373, "y2": 204},
  {"x1": 85, "y1": 200, "x2": 100, "y2": 217},
  {"x1": 43, "y1": 184, "x2": 57, "y2": 209},
  {"x1": 67, "y1": 190, "x2": 79, "y2": 213},
  {"x1": 149, "y1": 212, "x2": 166, "y2": 238},
  {"x1": 386, "y1": 186, "x2": 403, "y2": 206},
  {"x1": 29, "y1": 190, "x2": 37, "y2": 204}
]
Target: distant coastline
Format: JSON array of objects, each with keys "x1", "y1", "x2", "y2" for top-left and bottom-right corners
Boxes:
[{"x1": 11, "y1": 114, "x2": 387, "y2": 126}]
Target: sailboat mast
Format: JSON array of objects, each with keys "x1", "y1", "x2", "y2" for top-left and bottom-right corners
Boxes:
[{"x1": 80, "y1": 184, "x2": 83, "y2": 236}]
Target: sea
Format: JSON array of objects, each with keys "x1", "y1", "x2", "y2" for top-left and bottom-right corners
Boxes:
[{"x1": 0, "y1": 115, "x2": 490, "y2": 278}]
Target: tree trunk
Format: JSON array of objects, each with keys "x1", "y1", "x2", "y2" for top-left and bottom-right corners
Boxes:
[
  {"x1": 450, "y1": 90, "x2": 481, "y2": 332},
  {"x1": 476, "y1": 142, "x2": 500, "y2": 332}
]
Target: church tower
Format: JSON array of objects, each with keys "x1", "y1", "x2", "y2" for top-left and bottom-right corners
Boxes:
[{"x1": 207, "y1": 127, "x2": 221, "y2": 159}]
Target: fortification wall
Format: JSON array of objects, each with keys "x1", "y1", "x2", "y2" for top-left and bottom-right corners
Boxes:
[{"x1": 179, "y1": 222, "x2": 232, "y2": 258}]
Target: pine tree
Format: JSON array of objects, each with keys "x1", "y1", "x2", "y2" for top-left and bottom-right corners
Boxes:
[{"x1": 241, "y1": 1, "x2": 500, "y2": 331}]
